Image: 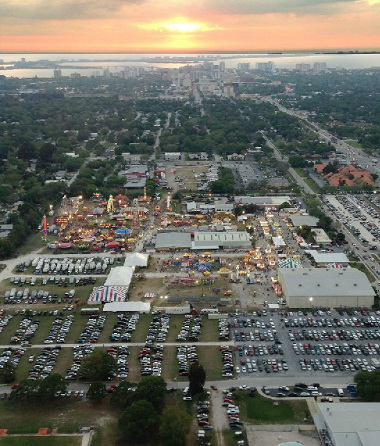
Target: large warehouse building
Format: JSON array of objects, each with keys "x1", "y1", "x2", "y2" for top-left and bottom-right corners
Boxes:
[
  {"x1": 316, "y1": 403, "x2": 380, "y2": 446},
  {"x1": 278, "y1": 268, "x2": 375, "y2": 309}
]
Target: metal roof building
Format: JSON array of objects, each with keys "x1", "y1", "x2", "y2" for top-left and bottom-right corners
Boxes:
[
  {"x1": 278, "y1": 268, "x2": 375, "y2": 309},
  {"x1": 289, "y1": 215, "x2": 319, "y2": 227},
  {"x1": 191, "y1": 231, "x2": 251, "y2": 250},
  {"x1": 305, "y1": 250, "x2": 349, "y2": 265},
  {"x1": 155, "y1": 232, "x2": 192, "y2": 250},
  {"x1": 234, "y1": 195, "x2": 291, "y2": 208},
  {"x1": 316, "y1": 403, "x2": 380, "y2": 446}
]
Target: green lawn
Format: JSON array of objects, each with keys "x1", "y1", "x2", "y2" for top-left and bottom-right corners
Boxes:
[
  {"x1": 199, "y1": 319, "x2": 219, "y2": 342},
  {"x1": 237, "y1": 392, "x2": 309, "y2": 424},
  {"x1": 345, "y1": 139, "x2": 363, "y2": 149},
  {"x1": 0, "y1": 400, "x2": 120, "y2": 434},
  {"x1": 165, "y1": 315, "x2": 184, "y2": 342},
  {"x1": 197, "y1": 346, "x2": 222, "y2": 381},
  {"x1": 0, "y1": 317, "x2": 20, "y2": 345},
  {"x1": 0, "y1": 437, "x2": 81, "y2": 446},
  {"x1": 130, "y1": 314, "x2": 152, "y2": 342}
]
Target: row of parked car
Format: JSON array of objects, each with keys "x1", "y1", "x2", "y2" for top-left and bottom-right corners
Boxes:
[
  {"x1": 196, "y1": 399, "x2": 214, "y2": 433},
  {"x1": 298, "y1": 357, "x2": 377, "y2": 373},
  {"x1": 66, "y1": 345, "x2": 94, "y2": 380},
  {"x1": 177, "y1": 345, "x2": 198, "y2": 376},
  {"x1": 77, "y1": 315, "x2": 107, "y2": 344},
  {"x1": 146, "y1": 314, "x2": 170, "y2": 346},
  {"x1": 44, "y1": 315, "x2": 74, "y2": 344},
  {"x1": 10, "y1": 317, "x2": 40, "y2": 345},
  {"x1": 177, "y1": 315, "x2": 202, "y2": 342},
  {"x1": 28, "y1": 346, "x2": 61, "y2": 380},
  {"x1": 109, "y1": 314, "x2": 139, "y2": 342},
  {"x1": 219, "y1": 318, "x2": 229, "y2": 340},
  {"x1": 290, "y1": 328, "x2": 380, "y2": 342},
  {"x1": 139, "y1": 344, "x2": 163, "y2": 377},
  {"x1": 292, "y1": 341, "x2": 380, "y2": 356},
  {"x1": 222, "y1": 390, "x2": 244, "y2": 435},
  {"x1": 220, "y1": 346, "x2": 234, "y2": 378},
  {"x1": 0, "y1": 347, "x2": 25, "y2": 372},
  {"x1": 0, "y1": 314, "x2": 13, "y2": 334},
  {"x1": 107, "y1": 346, "x2": 130, "y2": 379}
]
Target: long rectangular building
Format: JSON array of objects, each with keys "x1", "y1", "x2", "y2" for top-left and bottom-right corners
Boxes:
[{"x1": 278, "y1": 268, "x2": 375, "y2": 308}]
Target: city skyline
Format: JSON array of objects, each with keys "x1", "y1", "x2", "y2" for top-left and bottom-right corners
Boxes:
[{"x1": 1, "y1": 0, "x2": 380, "y2": 53}]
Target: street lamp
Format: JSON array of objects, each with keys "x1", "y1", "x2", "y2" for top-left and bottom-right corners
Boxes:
[{"x1": 309, "y1": 297, "x2": 313, "y2": 312}]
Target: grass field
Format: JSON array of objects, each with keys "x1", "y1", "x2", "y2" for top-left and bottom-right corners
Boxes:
[
  {"x1": 345, "y1": 139, "x2": 363, "y2": 149},
  {"x1": 237, "y1": 392, "x2": 309, "y2": 424},
  {"x1": 197, "y1": 346, "x2": 222, "y2": 381},
  {"x1": 0, "y1": 399, "x2": 120, "y2": 434},
  {"x1": 199, "y1": 319, "x2": 219, "y2": 342},
  {"x1": 16, "y1": 233, "x2": 47, "y2": 255},
  {"x1": 0, "y1": 437, "x2": 81, "y2": 446},
  {"x1": 130, "y1": 314, "x2": 152, "y2": 342},
  {"x1": 165, "y1": 315, "x2": 185, "y2": 342}
]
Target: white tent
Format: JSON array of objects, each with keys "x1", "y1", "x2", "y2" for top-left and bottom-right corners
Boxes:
[
  {"x1": 105, "y1": 266, "x2": 134, "y2": 287},
  {"x1": 103, "y1": 301, "x2": 150, "y2": 313},
  {"x1": 123, "y1": 253, "x2": 149, "y2": 268}
]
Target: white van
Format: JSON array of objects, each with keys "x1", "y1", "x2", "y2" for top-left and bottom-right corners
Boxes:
[
  {"x1": 183, "y1": 386, "x2": 189, "y2": 395},
  {"x1": 337, "y1": 388, "x2": 344, "y2": 397}
]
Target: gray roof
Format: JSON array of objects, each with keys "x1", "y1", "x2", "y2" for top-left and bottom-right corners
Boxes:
[
  {"x1": 279, "y1": 268, "x2": 375, "y2": 297},
  {"x1": 289, "y1": 215, "x2": 319, "y2": 227},
  {"x1": 124, "y1": 177, "x2": 146, "y2": 188},
  {"x1": 305, "y1": 250, "x2": 349, "y2": 264},
  {"x1": 318, "y1": 403, "x2": 380, "y2": 446},
  {"x1": 155, "y1": 232, "x2": 192, "y2": 249},
  {"x1": 234, "y1": 195, "x2": 291, "y2": 206}
]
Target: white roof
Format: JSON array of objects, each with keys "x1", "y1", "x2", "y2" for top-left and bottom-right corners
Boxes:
[
  {"x1": 105, "y1": 266, "x2": 134, "y2": 287},
  {"x1": 289, "y1": 215, "x2": 319, "y2": 227},
  {"x1": 312, "y1": 228, "x2": 332, "y2": 244},
  {"x1": 123, "y1": 253, "x2": 149, "y2": 267},
  {"x1": 279, "y1": 268, "x2": 375, "y2": 298},
  {"x1": 272, "y1": 236, "x2": 286, "y2": 247},
  {"x1": 318, "y1": 403, "x2": 380, "y2": 446},
  {"x1": 305, "y1": 250, "x2": 349, "y2": 263},
  {"x1": 103, "y1": 301, "x2": 150, "y2": 313}
]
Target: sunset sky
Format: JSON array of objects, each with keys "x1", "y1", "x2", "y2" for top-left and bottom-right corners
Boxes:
[{"x1": 1, "y1": 0, "x2": 380, "y2": 53}]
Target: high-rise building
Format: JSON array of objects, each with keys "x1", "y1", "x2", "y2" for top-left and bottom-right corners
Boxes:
[
  {"x1": 238, "y1": 62, "x2": 251, "y2": 71},
  {"x1": 219, "y1": 62, "x2": 226, "y2": 72},
  {"x1": 295, "y1": 63, "x2": 311, "y2": 72},
  {"x1": 255, "y1": 61, "x2": 275, "y2": 72},
  {"x1": 53, "y1": 69, "x2": 62, "y2": 79},
  {"x1": 313, "y1": 62, "x2": 327, "y2": 73}
]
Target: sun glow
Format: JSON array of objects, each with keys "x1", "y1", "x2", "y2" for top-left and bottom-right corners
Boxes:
[{"x1": 161, "y1": 22, "x2": 201, "y2": 32}]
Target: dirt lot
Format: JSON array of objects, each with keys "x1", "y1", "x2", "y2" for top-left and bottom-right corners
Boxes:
[
  {"x1": 165, "y1": 163, "x2": 208, "y2": 192},
  {"x1": 246, "y1": 426, "x2": 321, "y2": 446}
]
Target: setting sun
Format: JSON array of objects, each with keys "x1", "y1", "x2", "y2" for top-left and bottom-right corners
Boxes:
[{"x1": 161, "y1": 23, "x2": 201, "y2": 33}]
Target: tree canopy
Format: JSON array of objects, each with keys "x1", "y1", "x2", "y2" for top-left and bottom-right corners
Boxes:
[{"x1": 78, "y1": 350, "x2": 117, "y2": 381}]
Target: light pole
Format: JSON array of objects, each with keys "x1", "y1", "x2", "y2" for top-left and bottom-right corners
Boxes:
[{"x1": 309, "y1": 296, "x2": 313, "y2": 312}]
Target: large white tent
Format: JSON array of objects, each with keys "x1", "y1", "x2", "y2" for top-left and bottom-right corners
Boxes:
[
  {"x1": 105, "y1": 266, "x2": 134, "y2": 287},
  {"x1": 123, "y1": 253, "x2": 149, "y2": 268}
]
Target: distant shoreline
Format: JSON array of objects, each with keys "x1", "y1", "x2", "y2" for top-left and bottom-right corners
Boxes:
[{"x1": 1, "y1": 50, "x2": 380, "y2": 56}]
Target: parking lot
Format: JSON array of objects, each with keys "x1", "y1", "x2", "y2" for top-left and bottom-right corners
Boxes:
[
  {"x1": 324, "y1": 194, "x2": 380, "y2": 246},
  {"x1": 2, "y1": 306, "x2": 380, "y2": 385},
  {"x1": 231, "y1": 308, "x2": 380, "y2": 380}
]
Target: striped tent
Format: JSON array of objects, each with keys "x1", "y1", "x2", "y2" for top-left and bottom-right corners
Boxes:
[
  {"x1": 88, "y1": 286, "x2": 128, "y2": 304},
  {"x1": 278, "y1": 257, "x2": 302, "y2": 269}
]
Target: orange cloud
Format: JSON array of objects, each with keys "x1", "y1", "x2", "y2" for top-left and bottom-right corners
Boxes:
[{"x1": 0, "y1": 0, "x2": 380, "y2": 52}]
